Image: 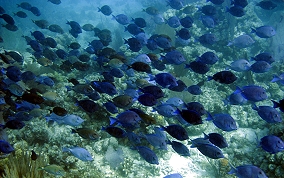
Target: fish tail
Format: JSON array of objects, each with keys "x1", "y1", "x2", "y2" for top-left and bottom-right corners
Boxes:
[
  {"x1": 206, "y1": 112, "x2": 213, "y2": 121},
  {"x1": 62, "y1": 147, "x2": 69, "y2": 152},
  {"x1": 251, "y1": 28, "x2": 256, "y2": 34},
  {"x1": 271, "y1": 75, "x2": 280, "y2": 83},
  {"x1": 271, "y1": 100, "x2": 279, "y2": 108}
]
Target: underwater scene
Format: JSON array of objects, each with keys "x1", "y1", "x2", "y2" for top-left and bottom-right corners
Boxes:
[{"x1": 0, "y1": 0, "x2": 284, "y2": 177}]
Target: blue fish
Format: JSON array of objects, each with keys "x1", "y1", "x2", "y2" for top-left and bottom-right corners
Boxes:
[
  {"x1": 180, "y1": 16, "x2": 193, "y2": 28},
  {"x1": 92, "y1": 81, "x2": 117, "y2": 96},
  {"x1": 6, "y1": 66, "x2": 22, "y2": 82},
  {"x1": 228, "y1": 59, "x2": 251, "y2": 72},
  {"x1": 224, "y1": 92, "x2": 247, "y2": 105},
  {"x1": 21, "y1": 71, "x2": 36, "y2": 81},
  {"x1": 203, "y1": 132, "x2": 228, "y2": 148},
  {"x1": 271, "y1": 73, "x2": 284, "y2": 85},
  {"x1": 162, "y1": 50, "x2": 186, "y2": 65},
  {"x1": 251, "y1": 25, "x2": 276, "y2": 38},
  {"x1": 35, "y1": 76, "x2": 55, "y2": 86},
  {"x1": 45, "y1": 113, "x2": 84, "y2": 127},
  {"x1": 132, "y1": 18, "x2": 146, "y2": 28},
  {"x1": 231, "y1": 0, "x2": 248, "y2": 8},
  {"x1": 141, "y1": 133, "x2": 167, "y2": 150},
  {"x1": 185, "y1": 102, "x2": 206, "y2": 116},
  {"x1": 29, "y1": 40, "x2": 42, "y2": 52},
  {"x1": 207, "y1": 113, "x2": 237, "y2": 131},
  {"x1": 110, "y1": 110, "x2": 141, "y2": 129},
  {"x1": 208, "y1": 0, "x2": 224, "y2": 5},
  {"x1": 103, "y1": 101, "x2": 118, "y2": 114},
  {"x1": 200, "y1": 5, "x2": 217, "y2": 16},
  {"x1": 260, "y1": 135, "x2": 284, "y2": 154},
  {"x1": 0, "y1": 140, "x2": 14, "y2": 154},
  {"x1": 250, "y1": 61, "x2": 271, "y2": 73},
  {"x1": 168, "y1": 140, "x2": 190, "y2": 157},
  {"x1": 98, "y1": 5, "x2": 112, "y2": 16},
  {"x1": 227, "y1": 34, "x2": 255, "y2": 48},
  {"x1": 161, "y1": 124, "x2": 189, "y2": 141},
  {"x1": 134, "y1": 146, "x2": 159, "y2": 165},
  {"x1": 138, "y1": 93, "x2": 157, "y2": 106},
  {"x1": 191, "y1": 141, "x2": 224, "y2": 159},
  {"x1": 124, "y1": 37, "x2": 142, "y2": 52},
  {"x1": 228, "y1": 165, "x2": 267, "y2": 178},
  {"x1": 187, "y1": 85, "x2": 202, "y2": 95},
  {"x1": 168, "y1": 0, "x2": 184, "y2": 10},
  {"x1": 0, "y1": 119, "x2": 25, "y2": 130},
  {"x1": 197, "y1": 33, "x2": 218, "y2": 46},
  {"x1": 66, "y1": 21, "x2": 82, "y2": 33},
  {"x1": 139, "y1": 85, "x2": 164, "y2": 99},
  {"x1": 112, "y1": 14, "x2": 129, "y2": 25},
  {"x1": 102, "y1": 126, "x2": 126, "y2": 138},
  {"x1": 164, "y1": 173, "x2": 183, "y2": 178},
  {"x1": 251, "y1": 52, "x2": 275, "y2": 64},
  {"x1": 200, "y1": 15, "x2": 215, "y2": 28},
  {"x1": 176, "y1": 28, "x2": 191, "y2": 40},
  {"x1": 167, "y1": 16, "x2": 180, "y2": 28},
  {"x1": 226, "y1": 6, "x2": 245, "y2": 17},
  {"x1": 153, "y1": 104, "x2": 177, "y2": 117},
  {"x1": 125, "y1": 24, "x2": 143, "y2": 35},
  {"x1": 208, "y1": 71, "x2": 237, "y2": 84},
  {"x1": 151, "y1": 73, "x2": 178, "y2": 88},
  {"x1": 252, "y1": 104, "x2": 282, "y2": 123},
  {"x1": 168, "y1": 80, "x2": 187, "y2": 92},
  {"x1": 62, "y1": 147, "x2": 93, "y2": 161},
  {"x1": 175, "y1": 108, "x2": 203, "y2": 125},
  {"x1": 126, "y1": 132, "x2": 141, "y2": 144},
  {"x1": 185, "y1": 61, "x2": 210, "y2": 74},
  {"x1": 31, "y1": 31, "x2": 45, "y2": 41},
  {"x1": 197, "y1": 51, "x2": 219, "y2": 65},
  {"x1": 30, "y1": 6, "x2": 41, "y2": 16},
  {"x1": 16, "y1": 101, "x2": 40, "y2": 111},
  {"x1": 234, "y1": 85, "x2": 267, "y2": 102},
  {"x1": 163, "y1": 97, "x2": 184, "y2": 107}
]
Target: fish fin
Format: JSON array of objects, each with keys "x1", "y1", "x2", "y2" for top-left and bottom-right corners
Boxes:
[
  {"x1": 251, "y1": 103, "x2": 258, "y2": 111},
  {"x1": 227, "y1": 41, "x2": 232, "y2": 46},
  {"x1": 227, "y1": 162, "x2": 237, "y2": 175},
  {"x1": 71, "y1": 129, "x2": 77, "y2": 134},
  {"x1": 271, "y1": 100, "x2": 279, "y2": 108},
  {"x1": 62, "y1": 147, "x2": 69, "y2": 152},
  {"x1": 271, "y1": 75, "x2": 280, "y2": 83},
  {"x1": 203, "y1": 132, "x2": 209, "y2": 139},
  {"x1": 109, "y1": 117, "x2": 117, "y2": 125},
  {"x1": 206, "y1": 112, "x2": 213, "y2": 121},
  {"x1": 207, "y1": 76, "x2": 213, "y2": 81},
  {"x1": 251, "y1": 28, "x2": 256, "y2": 34}
]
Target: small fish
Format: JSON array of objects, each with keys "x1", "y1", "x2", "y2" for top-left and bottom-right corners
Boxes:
[
  {"x1": 113, "y1": 14, "x2": 129, "y2": 25},
  {"x1": 134, "y1": 146, "x2": 159, "y2": 165},
  {"x1": 153, "y1": 104, "x2": 177, "y2": 117},
  {"x1": 139, "y1": 85, "x2": 164, "y2": 99},
  {"x1": 39, "y1": 164, "x2": 65, "y2": 176},
  {"x1": 187, "y1": 85, "x2": 202, "y2": 95},
  {"x1": 163, "y1": 97, "x2": 183, "y2": 107},
  {"x1": 224, "y1": 92, "x2": 247, "y2": 105},
  {"x1": 164, "y1": 173, "x2": 183, "y2": 178},
  {"x1": 185, "y1": 61, "x2": 210, "y2": 74},
  {"x1": 200, "y1": 5, "x2": 217, "y2": 16},
  {"x1": 98, "y1": 5, "x2": 112, "y2": 16},
  {"x1": 72, "y1": 128, "x2": 100, "y2": 140},
  {"x1": 226, "y1": 6, "x2": 245, "y2": 17},
  {"x1": 46, "y1": 113, "x2": 84, "y2": 127},
  {"x1": 0, "y1": 140, "x2": 14, "y2": 154},
  {"x1": 175, "y1": 108, "x2": 203, "y2": 125},
  {"x1": 0, "y1": 119, "x2": 25, "y2": 130},
  {"x1": 31, "y1": 150, "x2": 38, "y2": 160},
  {"x1": 203, "y1": 132, "x2": 228, "y2": 148},
  {"x1": 207, "y1": 113, "x2": 237, "y2": 131},
  {"x1": 76, "y1": 99, "x2": 99, "y2": 113},
  {"x1": 141, "y1": 133, "x2": 167, "y2": 150},
  {"x1": 234, "y1": 85, "x2": 267, "y2": 102},
  {"x1": 62, "y1": 146, "x2": 93, "y2": 161},
  {"x1": 251, "y1": 52, "x2": 274, "y2": 64},
  {"x1": 180, "y1": 16, "x2": 193, "y2": 28},
  {"x1": 208, "y1": 71, "x2": 237, "y2": 84},
  {"x1": 272, "y1": 99, "x2": 284, "y2": 112},
  {"x1": 191, "y1": 141, "x2": 224, "y2": 159},
  {"x1": 197, "y1": 51, "x2": 219, "y2": 65},
  {"x1": 228, "y1": 59, "x2": 251, "y2": 72},
  {"x1": 228, "y1": 164, "x2": 267, "y2": 178},
  {"x1": 102, "y1": 126, "x2": 126, "y2": 138},
  {"x1": 35, "y1": 76, "x2": 54, "y2": 86},
  {"x1": 168, "y1": 140, "x2": 190, "y2": 157},
  {"x1": 260, "y1": 135, "x2": 284, "y2": 154},
  {"x1": 161, "y1": 124, "x2": 189, "y2": 141},
  {"x1": 162, "y1": 50, "x2": 186, "y2": 65},
  {"x1": 251, "y1": 25, "x2": 276, "y2": 38},
  {"x1": 138, "y1": 93, "x2": 157, "y2": 106},
  {"x1": 167, "y1": 16, "x2": 180, "y2": 28},
  {"x1": 250, "y1": 61, "x2": 271, "y2": 73},
  {"x1": 252, "y1": 104, "x2": 281, "y2": 123},
  {"x1": 257, "y1": 0, "x2": 277, "y2": 10},
  {"x1": 112, "y1": 94, "x2": 133, "y2": 108},
  {"x1": 150, "y1": 73, "x2": 178, "y2": 88},
  {"x1": 227, "y1": 34, "x2": 255, "y2": 48}
]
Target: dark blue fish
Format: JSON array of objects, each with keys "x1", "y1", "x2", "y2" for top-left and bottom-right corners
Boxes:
[
  {"x1": 251, "y1": 25, "x2": 276, "y2": 38},
  {"x1": 176, "y1": 108, "x2": 203, "y2": 125},
  {"x1": 154, "y1": 35, "x2": 172, "y2": 49},
  {"x1": 226, "y1": 6, "x2": 245, "y2": 17},
  {"x1": 161, "y1": 124, "x2": 189, "y2": 141},
  {"x1": 176, "y1": 28, "x2": 191, "y2": 40},
  {"x1": 56, "y1": 49, "x2": 68, "y2": 59},
  {"x1": 250, "y1": 61, "x2": 271, "y2": 73},
  {"x1": 77, "y1": 99, "x2": 99, "y2": 113},
  {"x1": 197, "y1": 33, "x2": 218, "y2": 46},
  {"x1": 191, "y1": 141, "x2": 224, "y2": 159},
  {"x1": 35, "y1": 76, "x2": 54, "y2": 86},
  {"x1": 162, "y1": 50, "x2": 186, "y2": 65},
  {"x1": 272, "y1": 99, "x2": 284, "y2": 112},
  {"x1": 251, "y1": 52, "x2": 275, "y2": 64},
  {"x1": 185, "y1": 61, "x2": 210, "y2": 74},
  {"x1": 125, "y1": 24, "x2": 143, "y2": 35},
  {"x1": 257, "y1": 0, "x2": 277, "y2": 10},
  {"x1": 17, "y1": 2, "x2": 32, "y2": 10},
  {"x1": 30, "y1": 6, "x2": 41, "y2": 16},
  {"x1": 126, "y1": 132, "x2": 141, "y2": 144},
  {"x1": 92, "y1": 81, "x2": 117, "y2": 96},
  {"x1": 31, "y1": 31, "x2": 45, "y2": 41},
  {"x1": 139, "y1": 85, "x2": 164, "y2": 99},
  {"x1": 185, "y1": 102, "x2": 206, "y2": 116},
  {"x1": 110, "y1": 68, "x2": 124, "y2": 78},
  {"x1": 102, "y1": 126, "x2": 126, "y2": 138},
  {"x1": 167, "y1": 16, "x2": 180, "y2": 28},
  {"x1": 9, "y1": 111, "x2": 33, "y2": 121},
  {"x1": 16, "y1": 101, "x2": 40, "y2": 111},
  {"x1": 168, "y1": 79, "x2": 187, "y2": 92},
  {"x1": 203, "y1": 132, "x2": 228, "y2": 148},
  {"x1": 66, "y1": 21, "x2": 82, "y2": 33},
  {"x1": 113, "y1": 14, "x2": 129, "y2": 25},
  {"x1": 260, "y1": 135, "x2": 284, "y2": 154},
  {"x1": 168, "y1": 140, "x2": 190, "y2": 156},
  {"x1": 141, "y1": 133, "x2": 167, "y2": 150},
  {"x1": 138, "y1": 93, "x2": 157, "y2": 106},
  {"x1": 104, "y1": 101, "x2": 118, "y2": 114},
  {"x1": 201, "y1": 5, "x2": 217, "y2": 16},
  {"x1": 207, "y1": 113, "x2": 237, "y2": 131},
  {"x1": 153, "y1": 104, "x2": 177, "y2": 117},
  {"x1": 151, "y1": 73, "x2": 178, "y2": 88},
  {"x1": 110, "y1": 110, "x2": 141, "y2": 129},
  {"x1": 200, "y1": 15, "x2": 215, "y2": 28},
  {"x1": 187, "y1": 85, "x2": 202, "y2": 95},
  {"x1": 228, "y1": 165, "x2": 267, "y2": 178},
  {"x1": 224, "y1": 92, "x2": 247, "y2": 105},
  {"x1": 132, "y1": 17, "x2": 146, "y2": 28},
  {"x1": 98, "y1": 5, "x2": 112, "y2": 16},
  {"x1": 6, "y1": 66, "x2": 22, "y2": 82},
  {"x1": 0, "y1": 14, "x2": 15, "y2": 25},
  {"x1": 28, "y1": 40, "x2": 42, "y2": 52},
  {"x1": 0, "y1": 119, "x2": 25, "y2": 129},
  {"x1": 234, "y1": 85, "x2": 267, "y2": 102},
  {"x1": 0, "y1": 140, "x2": 14, "y2": 154},
  {"x1": 208, "y1": 71, "x2": 237, "y2": 84},
  {"x1": 44, "y1": 37, "x2": 57, "y2": 48},
  {"x1": 168, "y1": 0, "x2": 184, "y2": 10},
  {"x1": 197, "y1": 51, "x2": 219, "y2": 65},
  {"x1": 134, "y1": 146, "x2": 159, "y2": 164},
  {"x1": 124, "y1": 37, "x2": 142, "y2": 52},
  {"x1": 252, "y1": 104, "x2": 282, "y2": 123},
  {"x1": 231, "y1": 0, "x2": 248, "y2": 8},
  {"x1": 180, "y1": 16, "x2": 193, "y2": 28}
]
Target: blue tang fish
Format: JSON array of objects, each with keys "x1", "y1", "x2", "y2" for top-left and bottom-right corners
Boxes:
[
  {"x1": 207, "y1": 113, "x2": 237, "y2": 131},
  {"x1": 0, "y1": 140, "x2": 14, "y2": 154},
  {"x1": 228, "y1": 165, "x2": 267, "y2": 178},
  {"x1": 134, "y1": 146, "x2": 159, "y2": 165},
  {"x1": 251, "y1": 25, "x2": 276, "y2": 38},
  {"x1": 62, "y1": 147, "x2": 93, "y2": 161},
  {"x1": 260, "y1": 135, "x2": 284, "y2": 154},
  {"x1": 234, "y1": 85, "x2": 267, "y2": 102}
]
